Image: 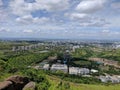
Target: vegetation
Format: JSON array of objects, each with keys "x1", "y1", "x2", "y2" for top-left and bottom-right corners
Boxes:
[
  {"x1": 48, "y1": 75, "x2": 120, "y2": 90},
  {"x1": 1, "y1": 41, "x2": 120, "y2": 90},
  {"x1": 46, "y1": 71, "x2": 101, "y2": 84}
]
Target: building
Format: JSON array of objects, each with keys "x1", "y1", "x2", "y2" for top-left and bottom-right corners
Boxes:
[
  {"x1": 12, "y1": 46, "x2": 16, "y2": 51},
  {"x1": 78, "y1": 68, "x2": 90, "y2": 75},
  {"x1": 51, "y1": 64, "x2": 68, "y2": 73},
  {"x1": 69, "y1": 67, "x2": 79, "y2": 75},
  {"x1": 99, "y1": 75, "x2": 120, "y2": 83},
  {"x1": 72, "y1": 45, "x2": 80, "y2": 52},
  {"x1": 69, "y1": 67, "x2": 90, "y2": 75},
  {"x1": 43, "y1": 64, "x2": 50, "y2": 70},
  {"x1": 99, "y1": 76, "x2": 110, "y2": 83},
  {"x1": 91, "y1": 69, "x2": 98, "y2": 73}
]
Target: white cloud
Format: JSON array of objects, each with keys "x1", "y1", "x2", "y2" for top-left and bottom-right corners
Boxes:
[
  {"x1": 0, "y1": 10, "x2": 9, "y2": 22},
  {"x1": 69, "y1": 13, "x2": 90, "y2": 21},
  {"x1": 114, "y1": 32, "x2": 120, "y2": 35},
  {"x1": 76, "y1": 0, "x2": 107, "y2": 13},
  {"x1": 102, "y1": 29, "x2": 110, "y2": 33},
  {"x1": 10, "y1": 0, "x2": 70, "y2": 16},
  {"x1": 10, "y1": 0, "x2": 33, "y2": 16},
  {"x1": 66, "y1": 12, "x2": 109, "y2": 27},
  {"x1": 64, "y1": 0, "x2": 109, "y2": 27},
  {"x1": 16, "y1": 15, "x2": 50, "y2": 24},
  {"x1": 34, "y1": 0, "x2": 69, "y2": 12},
  {"x1": 33, "y1": 17, "x2": 50, "y2": 23},
  {"x1": 0, "y1": 0, "x2": 3, "y2": 6},
  {"x1": 65, "y1": 12, "x2": 92, "y2": 24},
  {"x1": 80, "y1": 21, "x2": 109, "y2": 27},
  {"x1": 0, "y1": 1, "x2": 9, "y2": 22},
  {"x1": 9, "y1": 0, "x2": 110, "y2": 27},
  {"x1": 100, "y1": 30, "x2": 120, "y2": 38},
  {"x1": 0, "y1": 27, "x2": 10, "y2": 32},
  {"x1": 23, "y1": 29, "x2": 33, "y2": 33},
  {"x1": 111, "y1": 2, "x2": 120, "y2": 9},
  {"x1": 37, "y1": 24, "x2": 65, "y2": 31}
]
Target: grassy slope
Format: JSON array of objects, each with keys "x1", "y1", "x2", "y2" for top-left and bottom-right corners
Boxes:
[{"x1": 47, "y1": 75, "x2": 120, "y2": 90}]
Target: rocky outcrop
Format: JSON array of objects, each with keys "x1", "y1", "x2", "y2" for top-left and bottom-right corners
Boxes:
[{"x1": 0, "y1": 75, "x2": 36, "y2": 90}]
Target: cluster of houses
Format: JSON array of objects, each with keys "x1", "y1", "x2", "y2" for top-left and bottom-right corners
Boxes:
[
  {"x1": 41, "y1": 64, "x2": 98, "y2": 75},
  {"x1": 43, "y1": 64, "x2": 120, "y2": 83},
  {"x1": 99, "y1": 75, "x2": 120, "y2": 83},
  {"x1": 12, "y1": 44, "x2": 39, "y2": 51},
  {"x1": 32, "y1": 63, "x2": 120, "y2": 83}
]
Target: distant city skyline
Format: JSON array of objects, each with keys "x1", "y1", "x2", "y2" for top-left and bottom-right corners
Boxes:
[{"x1": 0, "y1": 0, "x2": 120, "y2": 39}]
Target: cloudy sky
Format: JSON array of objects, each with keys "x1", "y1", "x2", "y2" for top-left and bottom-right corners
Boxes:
[{"x1": 0, "y1": 0, "x2": 120, "y2": 39}]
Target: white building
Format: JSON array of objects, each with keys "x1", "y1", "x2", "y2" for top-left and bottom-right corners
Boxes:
[
  {"x1": 116, "y1": 45, "x2": 120, "y2": 49},
  {"x1": 12, "y1": 46, "x2": 16, "y2": 51},
  {"x1": 99, "y1": 75, "x2": 120, "y2": 83},
  {"x1": 78, "y1": 68, "x2": 90, "y2": 75},
  {"x1": 91, "y1": 69, "x2": 98, "y2": 73},
  {"x1": 99, "y1": 76, "x2": 110, "y2": 83},
  {"x1": 69, "y1": 67, "x2": 90, "y2": 75},
  {"x1": 69, "y1": 67, "x2": 79, "y2": 75},
  {"x1": 51, "y1": 64, "x2": 68, "y2": 73},
  {"x1": 72, "y1": 45, "x2": 80, "y2": 52},
  {"x1": 43, "y1": 64, "x2": 49, "y2": 70}
]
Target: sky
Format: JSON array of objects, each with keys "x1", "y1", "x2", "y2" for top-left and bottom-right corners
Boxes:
[{"x1": 0, "y1": 0, "x2": 120, "y2": 40}]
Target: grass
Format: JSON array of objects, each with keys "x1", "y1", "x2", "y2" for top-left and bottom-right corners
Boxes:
[{"x1": 47, "y1": 75, "x2": 120, "y2": 90}]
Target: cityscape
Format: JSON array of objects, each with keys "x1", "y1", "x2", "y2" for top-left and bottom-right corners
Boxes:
[{"x1": 0, "y1": 0, "x2": 120, "y2": 90}]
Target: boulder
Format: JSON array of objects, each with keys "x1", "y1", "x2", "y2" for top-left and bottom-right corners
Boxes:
[
  {"x1": 0, "y1": 81, "x2": 14, "y2": 90},
  {"x1": 23, "y1": 81, "x2": 36, "y2": 90},
  {"x1": 0, "y1": 75, "x2": 36, "y2": 90},
  {"x1": 6, "y1": 75, "x2": 29, "y2": 84},
  {"x1": 6, "y1": 75, "x2": 29, "y2": 90}
]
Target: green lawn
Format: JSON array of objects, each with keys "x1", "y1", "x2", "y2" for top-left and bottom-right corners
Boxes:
[{"x1": 48, "y1": 75, "x2": 120, "y2": 90}]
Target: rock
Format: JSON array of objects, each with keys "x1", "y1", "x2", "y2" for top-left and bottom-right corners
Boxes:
[
  {"x1": 23, "y1": 82, "x2": 36, "y2": 90},
  {"x1": 0, "y1": 75, "x2": 35, "y2": 90},
  {"x1": 6, "y1": 75, "x2": 29, "y2": 84},
  {"x1": 6, "y1": 75, "x2": 30, "y2": 90},
  {"x1": 0, "y1": 81, "x2": 14, "y2": 90}
]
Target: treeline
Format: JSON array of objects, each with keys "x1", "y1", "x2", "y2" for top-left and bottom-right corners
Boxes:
[{"x1": 4, "y1": 52, "x2": 50, "y2": 73}]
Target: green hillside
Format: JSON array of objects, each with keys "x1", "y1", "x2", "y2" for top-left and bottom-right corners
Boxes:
[{"x1": 48, "y1": 75, "x2": 120, "y2": 90}]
